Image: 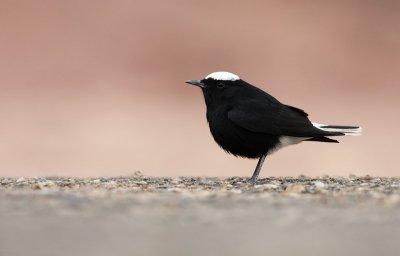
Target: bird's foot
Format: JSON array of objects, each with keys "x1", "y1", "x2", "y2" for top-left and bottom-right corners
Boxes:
[{"x1": 248, "y1": 177, "x2": 258, "y2": 184}]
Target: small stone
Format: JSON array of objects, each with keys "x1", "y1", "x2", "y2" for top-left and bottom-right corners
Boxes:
[
  {"x1": 271, "y1": 180, "x2": 281, "y2": 185},
  {"x1": 355, "y1": 187, "x2": 368, "y2": 192},
  {"x1": 313, "y1": 181, "x2": 326, "y2": 188},
  {"x1": 229, "y1": 189, "x2": 242, "y2": 194},
  {"x1": 16, "y1": 177, "x2": 26, "y2": 183},
  {"x1": 349, "y1": 174, "x2": 357, "y2": 180},
  {"x1": 1, "y1": 179, "x2": 11, "y2": 185},
  {"x1": 285, "y1": 184, "x2": 306, "y2": 193},
  {"x1": 298, "y1": 175, "x2": 307, "y2": 180},
  {"x1": 33, "y1": 184, "x2": 43, "y2": 190},
  {"x1": 104, "y1": 180, "x2": 117, "y2": 188},
  {"x1": 371, "y1": 178, "x2": 381, "y2": 182},
  {"x1": 133, "y1": 171, "x2": 144, "y2": 177},
  {"x1": 171, "y1": 178, "x2": 182, "y2": 185},
  {"x1": 167, "y1": 188, "x2": 182, "y2": 193},
  {"x1": 39, "y1": 181, "x2": 55, "y2": 188},
  {"x1": 364, "y1": 175, "x2": 372, "y2": 181},
  {"x1": 261, "y1": 184, "x2": 278, "y2": 189}
]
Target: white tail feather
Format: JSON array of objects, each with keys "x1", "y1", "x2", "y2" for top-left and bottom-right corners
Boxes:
[{"x1": 312, "y1": 123, "x2": 362, "y2": 136}]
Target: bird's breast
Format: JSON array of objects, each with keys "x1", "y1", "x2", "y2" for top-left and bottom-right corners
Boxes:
[{"x1": 206, "y1": 107, "x2": 279, "y2": 158}]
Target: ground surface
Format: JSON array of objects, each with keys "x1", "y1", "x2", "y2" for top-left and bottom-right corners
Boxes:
[{"x1": 1, "y1": 175, "x2": 400, "y2": 256}]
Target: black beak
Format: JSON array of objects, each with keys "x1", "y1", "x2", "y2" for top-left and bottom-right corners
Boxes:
[{"x1": 186, "y1": 80, "x2": 206, "y2": 88}]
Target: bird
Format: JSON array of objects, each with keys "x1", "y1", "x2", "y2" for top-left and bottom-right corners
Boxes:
[{"x1": 186, "y1": 71, "x2": 362, "y2": 181}]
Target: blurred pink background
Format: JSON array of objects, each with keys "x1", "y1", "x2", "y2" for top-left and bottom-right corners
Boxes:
[{"x1": 0, "y1": 0, "x2": 399, "y2": 177}]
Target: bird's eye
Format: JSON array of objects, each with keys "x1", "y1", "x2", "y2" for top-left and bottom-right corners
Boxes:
[{"x1": 217, "y1": 82, "x2": 226, "y2": 89}]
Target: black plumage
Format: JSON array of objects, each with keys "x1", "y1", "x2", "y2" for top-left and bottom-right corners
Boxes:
[{"x1": 186, "y1": 72, "x2": 361, "y2": 181}]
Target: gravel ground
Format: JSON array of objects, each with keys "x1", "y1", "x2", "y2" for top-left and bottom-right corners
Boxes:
[{"x1": 1, "y1": 175, "x2": 400, "y2": 256}]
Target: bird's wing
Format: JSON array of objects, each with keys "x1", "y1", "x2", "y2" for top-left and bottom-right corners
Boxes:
[
  {"x1": 285, "y1": 105, "x2": 309, "y2": 117},
  {"x1": 227, "y1": 100, "x2": 341, "y2": 137}
]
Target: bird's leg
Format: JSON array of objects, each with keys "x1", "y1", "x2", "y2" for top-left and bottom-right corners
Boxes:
[{"x1": 250, "y1": 154, "x2": 267, "y2": 182}]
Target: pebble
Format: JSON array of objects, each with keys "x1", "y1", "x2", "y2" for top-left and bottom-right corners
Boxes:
[
  {"x1": 285, "y1": 184, "x2": 306, "y2": 193},
  {"x1": 313, "y1": 181, "x2": 326, "y2": 188},
  {"x1": 255, "y1": 184, "x2": 278, "y2": 190},
  {"x1": 16, "y1": 177, "x2": 26, "y2": 183},
  {"x1": 171, "y1": 178, "x2": 182, "y2": 185},
  {"x1": 166, "y1": 188, "x2": 183, "y2": 193}
]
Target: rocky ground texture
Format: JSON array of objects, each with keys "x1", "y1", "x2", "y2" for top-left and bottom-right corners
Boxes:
[{"x1": 1, "y1": 175, "x2": 400, "y2": 256}]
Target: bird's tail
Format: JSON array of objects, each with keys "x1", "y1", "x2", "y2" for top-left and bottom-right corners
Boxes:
[{"x1": 312, "y1": 123, "x2": 362, "y2": 136}]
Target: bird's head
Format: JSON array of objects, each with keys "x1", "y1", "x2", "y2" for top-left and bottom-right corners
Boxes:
[
  {"x1": 186, "y1": 71, "x2": 247, "y2": 106},
  {"x1": 186, "y1": 71, "x2": 241, "y2": 90}
]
